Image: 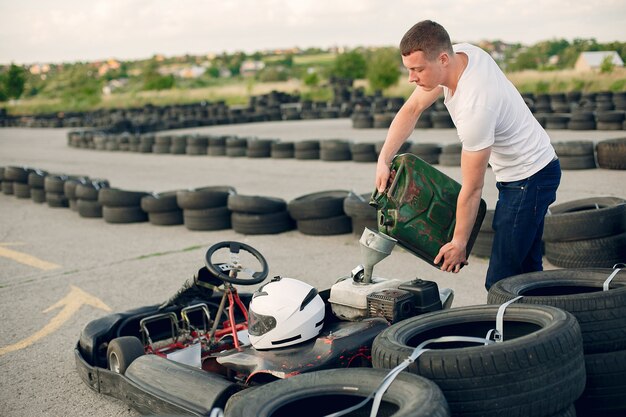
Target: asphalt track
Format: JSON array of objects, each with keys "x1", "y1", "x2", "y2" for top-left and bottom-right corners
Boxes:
[{"x1": 0, "y1": 119, "x2": 625, "y2": 416}]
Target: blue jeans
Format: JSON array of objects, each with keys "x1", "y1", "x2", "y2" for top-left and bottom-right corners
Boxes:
[{"x1": 485, "y1": 159, "x2": 561, "y2": 290}]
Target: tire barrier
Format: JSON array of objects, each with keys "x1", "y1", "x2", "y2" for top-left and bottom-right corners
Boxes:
[
  {"x1": 372, "y1": 304, "x2": 586, "y2": 417},
  {"x1": 596, "y1": 137, "x2": 626, "y2": 170},
  {"x1": 487, "y1": 267, "x2": 626, "y2": 416},
  {"x1": 227, "y1": 194, "x2": 293, "y2": 235},
  {"x1": 472, "y1": 209, "x2": 495, "y2": 258},
  {"x1": 343, "y1": 191, "x2": 377, "y2": 236},
  {"x1": 288, "y1": 190, "x2": 352, "y2": 235},
  {"x1": 141, "y1": 191, "x2": 184, "y2": 226},
  {"x1": 543, "y1": 197, "x2": 626, "y2": 268},
  {"x1": 177, "y1": 186, "x2": 235, "y2": 231},
  {"x1": 553, "y1": 140, "x2": 596, "y2": 170}
]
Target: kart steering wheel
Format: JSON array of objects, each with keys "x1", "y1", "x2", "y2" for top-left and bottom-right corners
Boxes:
[{"x1": 205, "y1": 241, "x2": 269, "y2": 285}]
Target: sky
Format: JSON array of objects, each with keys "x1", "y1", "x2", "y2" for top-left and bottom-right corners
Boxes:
[{"x1": 1, "y1": 0, "x2": 625, "y2": 65}]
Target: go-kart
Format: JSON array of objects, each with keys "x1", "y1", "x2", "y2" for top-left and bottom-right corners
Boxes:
[{"x1": 75, "y1": 230, "x2": 454, "y2": 416}]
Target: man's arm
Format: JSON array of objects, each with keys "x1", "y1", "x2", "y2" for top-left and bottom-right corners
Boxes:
[
  {"x1": 376, "y1": 86, "x2": 442, "y2": 192},
  {"x1": 434, "y1": 147, "x2": 491, "y2": 272}
]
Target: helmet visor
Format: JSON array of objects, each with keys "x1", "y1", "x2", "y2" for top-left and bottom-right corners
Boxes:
[{"x1": 248, "y1": 309, "x2": 277, "y2": 336}]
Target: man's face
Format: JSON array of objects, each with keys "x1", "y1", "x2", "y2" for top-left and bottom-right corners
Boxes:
[{"x1": 401, "y1": 50, "x2": 444, "y2": 91}]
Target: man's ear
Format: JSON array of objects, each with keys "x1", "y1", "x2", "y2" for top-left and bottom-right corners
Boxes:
[{"x1": 439, "y1": 52, "x2": 450, "y2": 66}]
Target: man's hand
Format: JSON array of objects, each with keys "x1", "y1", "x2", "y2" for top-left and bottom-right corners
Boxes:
[
  {"x1": 434, "y1": 240, "x2": 468, "y2": 273},
  {"x1": 375, "y1": 160, "x2": 391, "y2": 193}
]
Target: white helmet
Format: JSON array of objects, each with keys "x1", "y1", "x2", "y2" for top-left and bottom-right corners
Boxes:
[{"x1": 248, "y1": 277, "x2": 325, "y2": 350}]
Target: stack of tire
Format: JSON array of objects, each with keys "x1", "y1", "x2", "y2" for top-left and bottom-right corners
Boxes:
[
  {"x1": 596, "y1": 111, "x2": 625, "y2": 130},
  {"x1": 472, "y1": 209, "x2": 495, "y2": 258},
  {"x1": 98, "y1": 188, "x2": 150, "y2": 224},
  {"x1": 352, "y1": 111, "x2": 373, "y2": 129},
  {"x1": 431, "y1": 111, "x2": 455, "y2": 129},
  {"x1": 375, "y1": 141, "x2": 411, "y2": 158},
  {"x1": 208, "y1": 136, "x2": 227, "y2": 156},
  {"x1": 227, "y1": 194, "x2": 293, "y2": 235},
  {"x1": 270, "y1": 141, "x2": 294, "y2": 159},
  {"x1": 186, "y1": 136, "x2": 208, "y2": 156},
  {"x1": 177, "y1": 186, "x2": 235, "y2": 231},
  {"x1": 596, "y1": 137, "x2": 626, "y2": 170},
  {"x1": 64, "y1": 178, "x2": 84, "y2": 211},
  {"x1": 294, "y1": 140, "x2": 320, "y2": 160},
  {"x1": 372, "y1": 303, "x2": 586, "y2": 417},
  {"x1": 488, "y1": 268, "x2": 626, "y2": 416},
  {"x1": 544, "y1": 113, "x2": 570, "y2": 130},
  {"x1": 0, "y1": 167, "x2": 7, "y2": 195},
  {"x1": 349, "y1": 143, "x2": 377, "y2": 162},
  {"x1": 246, "y1": 139, "x2": 273, "y2": 158},
  {"x1": 543, "y1": 197, "x2": 626, "y2": 268},
  {"x1": 226, "y1": 137, "x2": 247, "y2": 157},
  {"x1": 567, "y1": 112, "x2": 596, "y2": 130},
  {"x1": 140, "y1": 191, "x2": 184, "y2": 226},
  {"x1": 288, "y1": 190, "x2": 352, "y2": 235},
  {"x1": 553, "y1": 141, "x2": 596, "y2": 170},
  {"x1": 44, "y1": 174, "x2": 74, "y2": 208},
  {"x1": 76, "y1": 180, "x2": 110, "y2": 218},
  {"x1": 320, "y1": 140, "x2": 351, "y2": 161},
  {"x1": 138, "y1": 134, "x2": 155, "y2": 153},
  {"x1": 170, "y1": 135, "x2": 187, "y2": 155},
  {"x1": 343, "y1": 192, "x2": 377, "y2": 235},
  {"x1": 408, "y1": 143, "x2": 442, "y2": 165},
  {"x1": 4, "y1": 166, "x2": 32, "y2": 199},
  {"x1": 438, "y1": 143, "x2": 462, "y2": 166},
  {"x1": 153, "y1": 136, "x2": 172, "y2": 154},
  {"x1": 28, "y1": 169, "x2": 48, "y2": 203}
]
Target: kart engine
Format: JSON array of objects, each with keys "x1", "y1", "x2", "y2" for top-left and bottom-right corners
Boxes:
[{"x1": 329, "y1": 228, "x2": 452, "y2": 323}]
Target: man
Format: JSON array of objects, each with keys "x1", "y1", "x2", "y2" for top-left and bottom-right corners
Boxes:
[{"x1": 375, "y1": 20, "x2": 561, "y2": 290}]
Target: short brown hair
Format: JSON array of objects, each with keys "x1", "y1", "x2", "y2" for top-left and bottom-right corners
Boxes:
[{"x1": 400, "y1": 20, "x2": 453, "y2": 60}]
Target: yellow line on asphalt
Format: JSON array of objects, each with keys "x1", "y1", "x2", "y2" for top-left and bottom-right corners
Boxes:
[{"x1": 0, "y1": 246, "x2": 60, "y2": 270}]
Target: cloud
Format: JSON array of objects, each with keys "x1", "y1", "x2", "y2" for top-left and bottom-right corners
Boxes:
[{"x1": 1, "y1": 0, "x2": 624, "y2": 63}]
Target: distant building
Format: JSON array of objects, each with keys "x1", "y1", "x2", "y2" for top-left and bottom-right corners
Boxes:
[
  {"x1": 574, "y1": 51, "x2": 624, "y2": 71},
  {"x1": 239, "y1": 60, "x2": 265, "y2": 77}
]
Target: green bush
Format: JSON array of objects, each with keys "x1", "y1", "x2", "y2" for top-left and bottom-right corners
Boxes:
[
  {"x1": 366, "y1": 48, "x2": 401, "y2": 91},
  {"x1": 332, "y1": 50, "x2": 367, "y2": 79}
]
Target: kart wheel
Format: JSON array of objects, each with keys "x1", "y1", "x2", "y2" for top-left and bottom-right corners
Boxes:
[
  {"x1": 107, "y1": 336, "x2": 145, "y2": 375},
  {"x1": 224, "y1": 368, "x2": 449, "y2": 417}
]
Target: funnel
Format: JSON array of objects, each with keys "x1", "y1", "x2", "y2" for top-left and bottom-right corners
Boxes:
[{"x1": 359, "y1": 227, "x2": 397, "y2": 283}]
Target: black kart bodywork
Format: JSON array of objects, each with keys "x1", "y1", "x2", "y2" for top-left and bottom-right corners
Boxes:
[{"x1": 74, "y1": 285, "x2": 388, "y2": 416}]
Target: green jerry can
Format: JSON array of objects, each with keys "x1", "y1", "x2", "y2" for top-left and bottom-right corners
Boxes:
[{"x1": 370, "y1": 153, "x2": 486, "y2": 268}]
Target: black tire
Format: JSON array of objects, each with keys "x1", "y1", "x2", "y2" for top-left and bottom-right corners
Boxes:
[
  {"x1": 63, "y1": 180, "x2": 80, "y2": 200},
  {"x1": 75, "y1": 181, "x2": 108, "y2": 201},
  {"x1": 30, "y1": 188, "x2": 46, "y2": 203},
  {"x1": 544, "y1": 233, "x2": 626, "y2": 268},
  {"x1": 343, "y1": 192, "x2": 377, "y2": 218},
  {"x1": 227, "y1": 194, "x2": 287, "y2": 214},
  {"x1": 176, "y1": 186, "x2": 235, "y2": 210},
  {"x1": 225, "y1": 368, "x2": 450, "y2": 417},
  {"x1": 472, "y1": 231, "x2": 494, "y2": 258},
  {"x1": 543, "y1": 197, "x2": 626, "y2": 242},
  {"x1": 596, "y1": 121, "x2": 623, "y2": 131},
  {"x1": 287, "y1": 190, "x2": 349, "y2": 220},
  {"x1": 44, "y1": 175, "x2": 67, "y2": 193},
  {"x1": 567, "y1": 120, "x2": 596, "y2": 130},
  {"x1": 141, "y1": 191, "x2": 180, "y2": 213},
  {"x1": 294, "y1": 140, "x2": 320, "y2": 151},
  {"x1": 77, "y1": 199, "x2": 103, "y2": 218},
  {"x1": 231, "y1": 211, "x2": 294, "y2": 235},
  {"x1": 438, "y1": 153, "x2": 461, "y2": 166},
  {"x1": 46, "y1": 192, "x2": 69, "y2": 208},
  {"x1": 13, "y1": 182, "x2": 31, "y2": 198},
  {"x1": 102, "y1": 206, "x2": 148, "y2": 223},
  {"x1": 2, "y1": 181, "x2": 14, "y2": 195},
  {"x1": 553, "y1": 141, "x2": 595, "y2": 156},
  {"x1": 559, "y1": 154, "x2": 596, "y2": 170},
  {"x1": 98, "y1": 188, "x2": 150, "y2": 207},
  {"x1": 148, "y1": 210, "x2": 184, "y2": 226},
  {"x1": 487, "y1": 268, "x2": 626, "y2": 354},
  {"x1": 27, "y1": 171, "x2": 47, "y2": 188},
  {"x1": 596, "y1": 137, "x2": 626, "y2": 170},
  {"x1": 351, "y1": 152, "x2": 378, "y2": 162},
  {"x1": 297, "y1": 215, "x2": 352, "y2": 235},
  {"x1": 183, "y1": 207, "x2": 231, "y2": 231},
  {"x1": 4, "y1": 166, "x2": 29, "y2": 183},
  {"x1": 372, "y1": 304, "x2": 586, "y2": 417},
  {"x1": 107, "y1": 336, "x2": 145, "y2": 375},
  {"x1": 294, "y1": 149, "x2": 320, "y2": 160},
  {"x1": 575, "y1": 349, "x2": 626, "y2": 414}
]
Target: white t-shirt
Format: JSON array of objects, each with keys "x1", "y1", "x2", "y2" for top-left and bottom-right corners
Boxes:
[{"x1": 442, "y1": 43, "x2": 555, "y2": 182}]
